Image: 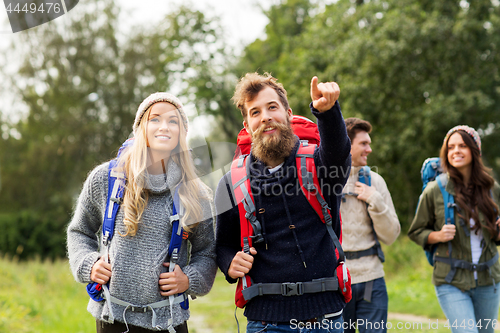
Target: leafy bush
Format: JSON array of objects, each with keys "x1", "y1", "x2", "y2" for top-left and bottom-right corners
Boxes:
[{"x1": 0, "y1": 209, "x2": 67, "y2": 260}]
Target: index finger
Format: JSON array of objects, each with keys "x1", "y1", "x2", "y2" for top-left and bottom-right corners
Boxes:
[{"x1": 310, "y1": 76, "x2": 319, "y2": 95}]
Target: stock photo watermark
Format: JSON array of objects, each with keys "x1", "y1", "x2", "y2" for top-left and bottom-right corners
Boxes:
[
  {"x1": 3, "y1": 0, "x2": 78, "y2": 32},
  {"x1": 290, "y1": 318, "x2": 499, "y2": 331}
]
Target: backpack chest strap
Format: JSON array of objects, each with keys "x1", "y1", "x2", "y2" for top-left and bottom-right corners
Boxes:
[
  {"x1": 434, "y1": 252, "x2": 499, "y2": 272},
  {"x1": 241, "y1": 276, "x2": 339, "y2": 301}
]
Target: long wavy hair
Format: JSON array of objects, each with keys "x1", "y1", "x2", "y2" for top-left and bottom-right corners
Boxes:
[
  {"x1": 115, "y1": 104, "x2": 211, "y2": 236},
  {"x1": 440, "y1": 130, "x2": 498, "y2": 237}
]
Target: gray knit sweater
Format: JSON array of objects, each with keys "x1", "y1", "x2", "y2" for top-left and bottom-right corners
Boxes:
[{"x1": 67, "y1": 159, "x2": 216, "y2": 330}]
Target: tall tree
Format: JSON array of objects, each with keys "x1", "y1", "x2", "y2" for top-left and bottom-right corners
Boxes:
[
  {"x1": 187, "y1": 0, "x2": 318, "y2": 143},
  {"x1": 293, "y1": 0, "x2": 500, "y2": 226},
  {"x1": 0, "y1": 0, "x2": 227, "y2": 259},
  {"x1": 194, "y1": 0, "x2": 500, "y2": 227}
]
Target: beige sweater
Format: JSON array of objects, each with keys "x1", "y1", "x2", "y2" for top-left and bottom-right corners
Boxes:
[{"x1": 340, "y1": 166, "x2": 400, "y2": 284}]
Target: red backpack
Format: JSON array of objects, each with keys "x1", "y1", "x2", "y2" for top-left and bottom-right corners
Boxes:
[{"x1": 230, "y1": 116, "x2": 352, "y2": 308}]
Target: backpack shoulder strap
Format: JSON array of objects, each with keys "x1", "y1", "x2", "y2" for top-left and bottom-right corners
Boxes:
[
  {"x1": 230, "y1": 154, "x2": 263, "y2": 252},
  {"x1": 295, "y1": 140, "x2": 345, "y2": 262},
  {"x1": 167, "y1": 184, "x2": 189, "y2": 313},
  {"x1": 102, "y1": 159, "x2": 126, "y2": 245},
  {"x1": 168, "y1": 184, "x2": 184, "y2": 259},
  {"x1": 102, "y1": 139, "x2": 134, "y2": 245},
  {"x1": 435, "y1": 173, "x2": 457, "y2": 283},
  {"x1": 436, "y1": 173, "x2": 455, "y2": 225},
  {"x1": 358, "y1": 166, "x2": 371, "y2": 186},
  {"x1": 295, "y1": 141, "x2": 328, "y2": 222},
  {"x1": 87, "y1": 159, "x2": 126, "y2": 314},
  {"x1": 356, "y1": 166, "x2": 385, "y2": 263}
]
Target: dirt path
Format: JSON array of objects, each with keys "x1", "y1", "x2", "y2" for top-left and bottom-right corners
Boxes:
[{"x1": 188, "y1": 312, "x2": 213, "y2": 333}]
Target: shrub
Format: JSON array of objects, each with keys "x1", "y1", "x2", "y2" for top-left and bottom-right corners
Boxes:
[{"x1": 0, "y1": 209, "x2": 67, "y2": 260}]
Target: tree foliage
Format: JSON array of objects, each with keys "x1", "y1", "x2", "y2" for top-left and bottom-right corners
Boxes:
[
  {"x1": 201, "y1": 0, "x2": 500, "y2": 228},
  {"x1": 0, "y1": 0, "x2": 227, "y2": 259},
  {"x1": 306, "y1": 0, "x2": 500, "y2": 226},
  {"x1": 3, "y1": 0, "x2": 500, "y2": 258}
]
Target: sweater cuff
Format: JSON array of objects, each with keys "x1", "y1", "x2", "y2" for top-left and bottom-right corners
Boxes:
[
  {"x1": 183, "y1": 265, "x2": 204, "y2": 296},
  {"x1": 78, "y1": 252, "x2": 101, "y2": 284},
  {"x1": 366, "y1": 191, "x2": 384, "y2": 211},
  {"x1": 309, "y1": 101, "x2": 339, "y2": 117},
  {"x1": 226, "y1": 275, "x2": 238, "y2": 284}
]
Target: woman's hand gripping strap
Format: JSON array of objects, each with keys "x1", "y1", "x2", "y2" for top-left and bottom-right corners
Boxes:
[{"x1": 86, "y1": 159, "x2": 124, "y2": 323}]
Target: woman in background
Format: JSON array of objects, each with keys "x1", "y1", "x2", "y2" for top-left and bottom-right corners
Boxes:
[{"x1": 409, "y1": 125, "x2": 500, "y2": 333}]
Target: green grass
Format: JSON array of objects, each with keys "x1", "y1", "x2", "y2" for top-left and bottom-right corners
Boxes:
[
  {"x1": 0, "y1": 256, "x2": 93, "y2": 333},
  {"x1": 384, "y1": 237, "x2": 445, "y2": 319},
  {"x1": 189, "y1": 272, "x2": 247, "y2": 333},
  {"x1": 0, "y1": 238, "x2": 499, "y2": 332}
]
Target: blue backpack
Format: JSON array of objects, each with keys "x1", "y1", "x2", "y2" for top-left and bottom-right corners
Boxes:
[
  {"x1": 86, "y1": 138, "x2": 189, "y2": 324},
  {"x1": 419, "y1": 157, "x2": 454, "y2": 265}
]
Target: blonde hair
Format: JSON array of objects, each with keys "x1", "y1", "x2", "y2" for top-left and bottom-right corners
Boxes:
[{"x1": 116, "y1": 104, "x2": 211, "y2": 236}]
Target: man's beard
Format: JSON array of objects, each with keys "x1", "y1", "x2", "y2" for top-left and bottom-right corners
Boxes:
[{"x1": 250, "y1": 121, "x2": 296, "y2": 163}]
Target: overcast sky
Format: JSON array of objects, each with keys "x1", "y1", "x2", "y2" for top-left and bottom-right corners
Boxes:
[
  {"x1": 119, "y1": 0, "x2": 268, "y2": 52},
  {"x1": 0, "y1": 0, "x2": 269, "y2": 138},
  {"x1": 1, "y1": 0, "x2": 269, "y2": 50},
  {"x1": 116, "y1": 0, "x2": 270, "y2": 138}
]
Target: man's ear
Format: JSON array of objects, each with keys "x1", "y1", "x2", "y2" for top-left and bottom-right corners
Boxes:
[
  {"x1": 287, "y1": 108, "x2": 293, "y2": 121},
  {"x1": 243, "y1": 120, "x2": 249, "y2": 133}
]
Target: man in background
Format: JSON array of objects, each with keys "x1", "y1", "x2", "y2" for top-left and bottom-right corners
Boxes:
[{"x1": 341, "y1": 117, "x2": 400, "y2": 333}]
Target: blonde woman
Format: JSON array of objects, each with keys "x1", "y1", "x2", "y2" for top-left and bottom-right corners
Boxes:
[{"x1": 67, "y1": 93, "x2": 216, "y2": 333}]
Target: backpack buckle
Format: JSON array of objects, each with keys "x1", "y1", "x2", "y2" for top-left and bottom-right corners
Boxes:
[
  {"x1": 130, "y1": 305, "x2": 148, "y2": 313},
  {"x1": 172, "y1": 248, "x2": 179, "y2": 262},
  {"x1": 111, "y1": 197, "x2": 122, "y2": 204},
  {"x1": 102, "y1": 231, "x2": 110, "y2": 246},
  {"x1": 250, "y1": 234, "x2": 264, "y2": 244},
  {"x1": 281, "y1": 282, "x2": 303, "y2": 296}
]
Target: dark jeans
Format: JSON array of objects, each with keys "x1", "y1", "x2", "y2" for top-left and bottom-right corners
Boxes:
[
  {"x1": 343, "y1": 277, "x2": 388, "y2": 333},
  {"x1": 96, "y1": 319, "x2": 188, "y2": 333}
]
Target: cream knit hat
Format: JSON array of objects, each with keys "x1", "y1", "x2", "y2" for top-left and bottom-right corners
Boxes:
[
  {"x1": 133, "y1": 92, "x2": 189, "y2": 134},
  {"x1": 444, "y1": 125, "x2": 481, "y2": 155}
]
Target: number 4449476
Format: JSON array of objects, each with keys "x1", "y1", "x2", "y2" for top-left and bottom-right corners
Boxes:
[
  {"x1": 444, "y1": 319, "x2": 498, "y2": 330},
  {"x1": 6, "y1": 2, "x2": 62, "y2": 14}
]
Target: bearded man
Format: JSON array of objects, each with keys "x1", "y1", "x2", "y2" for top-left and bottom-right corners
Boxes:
[{"x1": 215, "y1": 72, "x2": 351, "y2": 333}]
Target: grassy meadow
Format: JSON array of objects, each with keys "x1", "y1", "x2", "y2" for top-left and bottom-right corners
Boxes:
[{"x1": 0, "y1": 238, "x2": 498, "y2": 332}]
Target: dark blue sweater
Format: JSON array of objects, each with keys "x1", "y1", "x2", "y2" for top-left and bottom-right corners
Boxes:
[{"x1": 215, "y1": 101, "x2": 351, "y2": 322}]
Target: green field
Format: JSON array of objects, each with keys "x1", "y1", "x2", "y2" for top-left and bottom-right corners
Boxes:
[{"x1": 0, "y1": 238, "x2": 498, "y2": 332}]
